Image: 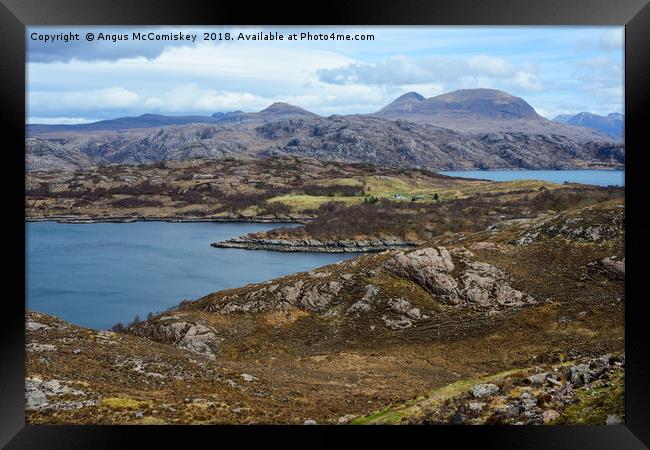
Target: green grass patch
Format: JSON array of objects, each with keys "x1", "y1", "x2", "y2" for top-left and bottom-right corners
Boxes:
[
  {"x1": 266, "y1": 194, "x2": 362, "y2": 211},
  {"x1": 352, "y1": 367, "x2": 530, "y2": 425},
  {"x1": 560, "y1": 370, "x2": 624, "y2": 424}
]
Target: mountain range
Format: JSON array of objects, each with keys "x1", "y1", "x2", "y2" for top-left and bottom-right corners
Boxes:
[
  {"x1": 372, "y1": 89, "x2": 618, "y2": 142},
  {"x1": 26, "y1": 89, "x2": 624, "y2": 172},
  {"x1": 553, "y1": 112, "x2": 624, "y2": 141}
]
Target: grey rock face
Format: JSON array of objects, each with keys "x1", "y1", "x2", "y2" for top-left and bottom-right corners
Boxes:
[
  {"x1": 566, "y1": 355, "x2": 613, "y2": 387},
  {"x1": 606, "y1": 414, "x2": 623, "y2": 425},
  {"x1": 526, "y1": 372, "x2": 549, "y2": 387},
  {"x1": 388, "y1": 298, "x2": 422, "y2": 320},
  {"x1": 385, "y1": 246, "x2": 533, "y2": 309},
  {"x1": 381, "y1": 315, "x2": 413, "y2": 330},
  {"x1": 516, "y1": 208, "x2": 624, "y2": 246},
  {"x1": 132, "y1": 320, "x2": 221, "y2": 359},
  {"x1": 25, "y1": 377, "x2": 95, "y2": 411},
  {"x1": 27, "y1": 343, "x2": 57, "y2": 352},
  {"x1": 468, "y1": 402, "x2": 484, "y2": 413},
  {"x1": 385, "y1": 247, "x2": 455, "y2": 294},
  {"x1": 588, "y1": 256, "x2": 625, "y2": 280},
  {"x1": 213, "y1": 235, "x2": 419, "y2": 253},
  {"x1": 28, "y1": 107, "x2": 623, "y2": 172},
  {"x1": 471, "y1": 383, "x2": 500, "y2": 398},
  {"x1": 26, "y1": 321, "x2": 53, "y2": 332},
  {"x1": 300, "y1": 286, "x2": 334, "y2": 312},
  {"x1": 347, "y1": 285, "x2": 379, "y2": 315}
]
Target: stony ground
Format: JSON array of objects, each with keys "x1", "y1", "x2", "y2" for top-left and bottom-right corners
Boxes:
[
  {"x1": 26, "y1": 198, "x2": 624, "y2": 424},
  {"x1": 356, "y1": 354, "x2": 625, "y2": 425}
]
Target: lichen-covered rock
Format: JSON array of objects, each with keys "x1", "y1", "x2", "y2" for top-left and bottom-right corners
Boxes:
[
  {"x1": 526, "y1": 372, "x2": 549, "y2": 387},
  {"x1": 26, "y1": 321, "x2": 53, "y2": 332},
  {"x1": 388, "y1": 298, "x2": 421, "y2": 320},
  {"x1": 471, "y1": 383, "x2": 500, "y2": 398},
  {"x1": 588, "y1": 256, "x2": 625, "y2": 280},
  {"x1": 385, "y1": 247, "x2": 455, "y2": 288},
  {"x1": 281, "y1": 280, "x2": 305, "y2": 306},
  {"x1": 347, "y1": 285, "x2": 378, "y2": 314},
  {"x1": 515, "y1": 207, "x2": 624, "y2": 246},
  {"x1": 300, "y1": 287, "x2": 333, "y2": 312},
  {"x1": 132, "y1": 321, "x2": 221, "y2": 359},
  {"x1": 385, "y1": 246, "x2": 532, "y2": 310},
  {"x1": 542, "y1": 409, "x2": 561, "y2": 423},
  {"x1": 381, "y1": 315, "x2": 413, "y2": 330},
  {"x1": 27, "y1": 343, "x2": 57, "y2": 352},
  {"x1": 25, "y1": 377, "x2": 94, "y2": 411}
]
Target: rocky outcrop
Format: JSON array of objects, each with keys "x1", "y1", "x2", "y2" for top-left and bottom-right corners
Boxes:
[
  {"x1": 212, "y1": 235, "x2": 419, "y2": 253},
  {"x1": 181, "y1": 243, "x2": 538, "y2": 341},
  {"x1": 515, "y1": 206, "x2": 624, "y2": 246},
  {"x1": 25, "y1": 377, "x2": 96, "y2": 411},
  {"x1": 385, "y1": 246, "x2": 534, "y2": 309},
  {"x1": 131, "y1": 319, "x2": 222, "y2": 359},
  {"x1": 471, "y1": 384, "x2": 500, "y2": 399},
  {"x1": 587, "y1": 256, "x2": 625, "y2": 280}
]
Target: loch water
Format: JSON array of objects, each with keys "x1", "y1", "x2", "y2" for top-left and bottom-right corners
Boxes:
[
  {"x1": 27, "y1": 221, "x2": 354, "y2": 329},
  {"x1": 439, "y1": 170, "x2": 624, "y2": 186}
]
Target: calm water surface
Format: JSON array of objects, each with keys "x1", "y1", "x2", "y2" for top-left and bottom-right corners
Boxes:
[
  {"x1": 439, "y1": 170, "x2": 624, "y2": 186},
  {"x1": 27, "y1": 221, "x2": 354, "y2": 329}
]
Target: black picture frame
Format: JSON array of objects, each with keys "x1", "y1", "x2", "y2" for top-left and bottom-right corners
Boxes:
[{"x1": 1, "y1": 0, "x2": 648, "y2": 448}]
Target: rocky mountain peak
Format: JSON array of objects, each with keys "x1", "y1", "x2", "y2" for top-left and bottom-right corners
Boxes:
[
  {"x1": 378, "y1": 91, "x2": 425, "y2": 114},
  {"x1": 259, "y1": 102, "x2": 317, "y2": 117},
  {"x1": 418, "y1": 88, "x2": 541, "y2": 120},
  {"x1": 396, "y1": 91, "x2": 425, "y2": 102}
]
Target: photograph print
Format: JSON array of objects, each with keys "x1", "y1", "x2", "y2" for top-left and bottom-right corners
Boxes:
[{"x1": 25, "y1": 25, "x2": 625, "y2": 426}]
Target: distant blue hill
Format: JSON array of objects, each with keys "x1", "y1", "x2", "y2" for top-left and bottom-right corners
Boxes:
[
  {"x1": 27, "y1": 112, "x2": 245, "y2": 134},
  {"x1": 553, "y1": 112, "x2": 624, "y2": 141}
]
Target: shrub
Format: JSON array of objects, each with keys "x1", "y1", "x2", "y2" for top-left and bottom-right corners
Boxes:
[{"x1": 110, "y1": 197, "x2": 164, "y2": 208}]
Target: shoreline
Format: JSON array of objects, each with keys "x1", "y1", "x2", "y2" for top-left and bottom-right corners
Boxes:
[
  {"x1": 25, "y1": 215, "x2": 311, "y2": 225},
  {"x1": 437, "y1": 167, "x2": 624, "y2": 172}
]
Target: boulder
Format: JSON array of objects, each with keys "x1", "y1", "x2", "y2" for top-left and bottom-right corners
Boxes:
[
  {"x1": 542, "y1": 409, "x2": 560, "y2": 424},
  {"x1": 471, "y1": 383, "x2": 500, "y2": 398},
  {"x1": 382, "y1": 315, "x2": 413, "y2": 330}
]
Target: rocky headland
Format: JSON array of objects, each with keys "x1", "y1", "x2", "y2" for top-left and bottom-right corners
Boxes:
[{"x1": 212, "y1": 235, "x2": 419, "y2": 253}]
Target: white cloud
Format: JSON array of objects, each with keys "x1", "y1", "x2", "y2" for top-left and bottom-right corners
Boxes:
[
  {"x1": 193, "y1": 90, "x2": 270, "y2": 111},
  {"x1": 144, "y1": 97, "x2": 164, "y2": 109},
  {"x1": 29, "y1": 87, "x2": 139, "y2": 112},
  {"x1": 27, "y1": 116, "x2": 96, "y2": 124},
  {"x1": 468, "y1": 54, "x2": 513, "y2": 77},
  {"x1": 509, "y1": 71, "x2": 543, "y2": 91},
  {"x1": 599, "y1": 29, "x2": 624, "y2": 51}
]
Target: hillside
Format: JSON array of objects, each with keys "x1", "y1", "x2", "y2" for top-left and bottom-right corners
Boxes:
[
  {"x1": 26, "y1": 157, "x2": 623, "y2": 241},
  {"x1": 26, "y1": 116, "x2": 624, "y2": 172},
  {"x1": 374, "y1": 89, "x2": 612, "y2": 142},
  {"x1": 26, "y1": 89, "x2": 623, "y2": 172},
  {"x1": 26, "y1": 197, "x2": 625, "y2": 424}
]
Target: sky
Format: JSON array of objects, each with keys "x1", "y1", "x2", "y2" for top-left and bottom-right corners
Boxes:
[{"x1": 26, "y1": 26, "x2": 624, "y2": 124}]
